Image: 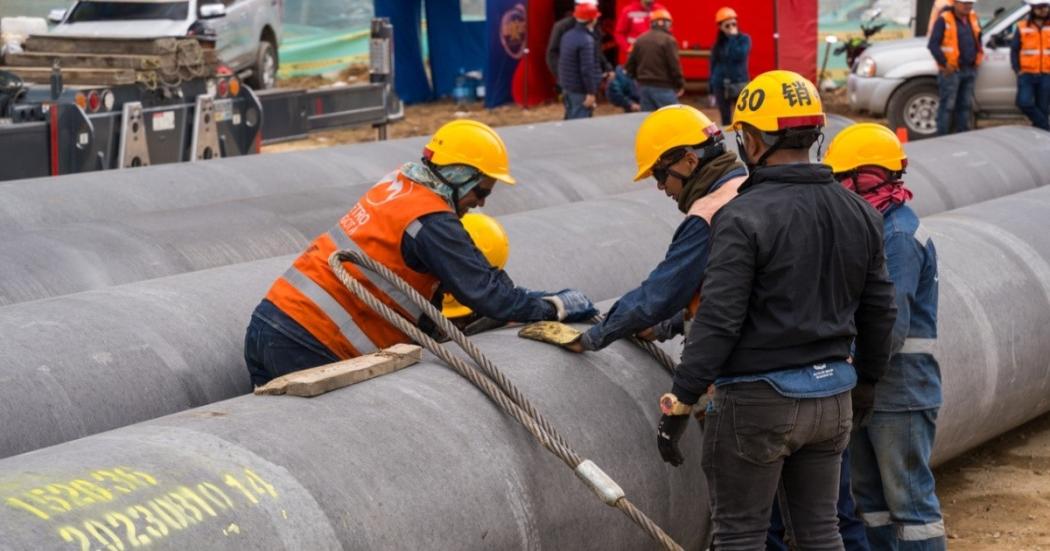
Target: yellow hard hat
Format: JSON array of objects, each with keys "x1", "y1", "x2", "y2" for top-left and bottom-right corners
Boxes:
[
  {"x1": 424, "y1": 119, "x2": 517, "y2": 185},
  {"x1": 633, "y1": 105, "x2": 722, "y2": 181},
  {"x1": 442, "y1": 213, "x2": 510, "y2": 319},
  {"x1": 731, "y1": 70, "x2": 826, "y2": 133},
  {"x1": 824, "y1": 122, "x2": 907, "y2": 174}
]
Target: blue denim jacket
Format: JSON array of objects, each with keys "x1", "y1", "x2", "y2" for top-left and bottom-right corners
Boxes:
[
  {"x1": 579, "y1": 169, "x2": 747, "y2": 351},
  {"x1": 874, "y1": 204, "x2": 942, "y2": 411},
  {"x1": 716, "y1": 360, "x2": 857, "y2": 399}
]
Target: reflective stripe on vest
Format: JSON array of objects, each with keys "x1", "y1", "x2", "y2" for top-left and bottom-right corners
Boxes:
[
  {"x1": 280, "y1": 265, "x2": 378, "y2": 356},
  {"x1": 1019, "y1": 20, "x2": 1050, "y2": 73},
  {"x1": 325, "y1": 226, "x2": 423, "y2": 321},
  {"x1": 940, "y1": 10, "x2": 982, "y2": 68}
]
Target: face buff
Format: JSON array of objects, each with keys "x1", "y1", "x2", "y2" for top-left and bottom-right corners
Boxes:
[{"x1": 839, "y1": 166, "x2": 913, "y2": 213}]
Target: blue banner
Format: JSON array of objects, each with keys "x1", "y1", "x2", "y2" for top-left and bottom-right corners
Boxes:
[{"x1": 485, "y1": 0, "x2": 527, "y2": 107}]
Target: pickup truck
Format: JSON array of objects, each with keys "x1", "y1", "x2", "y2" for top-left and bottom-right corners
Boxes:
[
  {"x1": 47, "y1": 0, "x2": 281, "y2": 89},
  {"x1": 848, "y1": 2, "x2": 1031, "y2": 139}
]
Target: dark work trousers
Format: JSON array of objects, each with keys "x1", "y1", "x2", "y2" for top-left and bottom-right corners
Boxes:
[
  {"x1": 702, "y1": 381, "x2": 852, "y2": 550},
  {"x1": 244, "y1": 313, "x2": 339, "y2": 387},
  {"x1": 1016, "y1": 73, "x2": 1050, "y2": 131},
  {"x1": 767, "y1": 447, "x2": 870, "y2": 550}
]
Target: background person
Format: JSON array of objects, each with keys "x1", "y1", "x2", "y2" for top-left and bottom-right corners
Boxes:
[
  {"x1": 709, "y1": 7, "x2": 752, "y2": 126},
  {"x1": 558, "y1": 3, "x2": 604, "y2": 120},
  {"x1": 613, "y1": 0, "x2": 666, "y2": 64},
  {"x1": 1012, "y1": 0, "x2": 1050, "y2": 131},
  {"x1": 927, "y1": 0, "x2": 982, "y2": 135},
  {"x1": 626, "y1": 9, "x2": 684, "y2": 111}
]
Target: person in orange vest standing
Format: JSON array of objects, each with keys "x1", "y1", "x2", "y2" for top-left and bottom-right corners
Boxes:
[
  {"x1": 243, "y1": 119, "x2": 598, "y2": 387},
  {"x1": 926, "y1": 0, "x2": 982, "y2": 135},
  {"x1": 1013, "y1": 0, "x2": 1050, "y2": 130},
  {"x1": 613, "y1": 0, "x2": 666, "y2": 65}
]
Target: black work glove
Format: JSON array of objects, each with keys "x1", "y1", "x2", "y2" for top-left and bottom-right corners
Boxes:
[
  {"x1": 851, "y1": 381, "x2": 876, "y2": 428},
  {"x1": 657, "y1": 414, "x2": 690, "y2": 466}
]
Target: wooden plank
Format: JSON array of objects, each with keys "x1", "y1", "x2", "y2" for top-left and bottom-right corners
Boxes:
[
  {"x1": 25, "y1": 35, "x2": 180, "y2": 56},
  {"x1": 254, "y1": 344, "x2": 423, "y2": 398},
  {"x1": 4, "y1": 52, "x2": 168, "y2": 70},
  {"x1": 0, "y1": 66, "x2": 138, "y2": 86}
]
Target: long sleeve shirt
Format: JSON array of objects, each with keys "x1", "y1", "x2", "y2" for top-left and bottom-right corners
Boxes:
[
  {"x1": 709, "y1": 34, "x2": 751, "y2": 91},
  {"x1": 402, "y1": 211, "x2": 556, "y2": 322},
  {"x1": 547, "y1": 16, "x2": 612, "y2": 80},
  {"x1": 579, "y1": 170, "x2": 745, "y2": 351},
  {"x1": 873, "y1": 204, "x2": 942, "y2": 411}
]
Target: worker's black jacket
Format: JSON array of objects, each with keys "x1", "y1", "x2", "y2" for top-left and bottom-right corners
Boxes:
[{"x1": 673, "y1": 163, "x2": 897, "y2": 402}]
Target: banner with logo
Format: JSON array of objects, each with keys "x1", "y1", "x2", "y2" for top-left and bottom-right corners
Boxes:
[{"x1": 485, "y1": 0, "x2": 527, "y2": 107}]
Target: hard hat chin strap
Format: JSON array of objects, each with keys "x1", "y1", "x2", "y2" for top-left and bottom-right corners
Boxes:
[
  {"x1": 422, "y1": 157, "x2": 482, "y2": 210},
  {"x1": 736, "y1": 127, "x2": 822, "y2": 170}
]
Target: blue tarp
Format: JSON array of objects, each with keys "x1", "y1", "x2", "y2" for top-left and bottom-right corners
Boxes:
[{"x1": 373, "y1": 0, "x2": 486, "y2": 104}]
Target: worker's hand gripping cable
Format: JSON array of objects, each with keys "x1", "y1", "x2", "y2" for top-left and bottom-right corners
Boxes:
[{"x1": 328, "y1": 249, "x2": 684, "y2": 551}]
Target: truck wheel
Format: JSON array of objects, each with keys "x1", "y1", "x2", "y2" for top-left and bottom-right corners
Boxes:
[
  {"x1": 887, "y1": 79, "x2": 939, "y2": 140},
  {"x1": 247, "y1": 40, "x2": 277, "y2": 90}
]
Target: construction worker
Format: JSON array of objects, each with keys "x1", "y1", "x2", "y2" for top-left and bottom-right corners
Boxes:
[
  {"x1": 1013, "y1": 0, "x2": 1050, "y2": 131},
  {"x1": 541, "y1": 105, "x2": 746, "y2": 353},
  {"x1": 825, "y1": 123, "x2": 946, "y2": 550},
  {"x1": 626, "y1": 9, "x2": 685, "y2": 111},
  {"x1": 613, "y1": 0, "x2": 667, "y2": 64},
  {"x1": 546, "y1": 0, "x2": 613, "y2": 85},
  {"x1": 656, "y1": 70, "x2": 896, "y2": 549},
  {"x1": 243, "y1": 119, "x2": 598, "y2": 387},
  {"x1": 710, "y1": 7, "x2": 752, "y2": 126},
  {"x1": 927, "y1": 0, "x2": 982, "y2": 135}
]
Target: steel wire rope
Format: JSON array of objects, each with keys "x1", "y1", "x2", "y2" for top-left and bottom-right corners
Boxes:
[{"x1": 328, "y1": 249, "x2": 684, "y2": 551}]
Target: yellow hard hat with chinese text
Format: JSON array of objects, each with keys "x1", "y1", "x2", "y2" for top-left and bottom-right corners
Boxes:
[{"x1": 731, "y1": 70, "x2": 826, "y2": 133}]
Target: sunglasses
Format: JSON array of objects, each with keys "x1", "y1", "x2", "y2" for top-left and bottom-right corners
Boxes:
[
  {"x1": 652, "y1": 148, "x2": 688, "y2": 185},
  {"x1": 472, "y1": 184, "x2": 493, "y2": 200}
]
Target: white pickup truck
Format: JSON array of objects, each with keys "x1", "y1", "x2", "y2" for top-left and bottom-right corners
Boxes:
[{"x1": 848, "y1": 2, "x2": 1031, "y2": 138}]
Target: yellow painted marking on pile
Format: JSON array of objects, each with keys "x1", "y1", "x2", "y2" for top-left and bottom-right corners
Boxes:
[{"x1": 4, "y1": 466, "x2": 281, "y2": 550}]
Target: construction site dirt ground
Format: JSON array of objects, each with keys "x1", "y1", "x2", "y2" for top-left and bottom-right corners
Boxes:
[{"x1": 266, "y1": 73, "x2": 1049, "y2": 548}]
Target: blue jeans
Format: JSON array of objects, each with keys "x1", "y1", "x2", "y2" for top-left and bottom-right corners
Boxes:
[
  {"x1": 935, "y1": 67, "x2": 976, "y2": 135},
  {"x1": 244, "y1": 308, "x2": 338, "y2": 387},
  {"x1": 850, "y1": 410, "x2": 946, "y2": 551},
  {"x1": 1016, "y1": 73, "x2": 1050, "y2": 131},
  {"x1": 768, "y1": 447, "x2": 870, "y2": 550},
  {"x1": 563, "y1": 92, "x2": 593, "y2": 120},
  {"x1": 639, "y1": 85, "x2": 679, "y2": 111}
]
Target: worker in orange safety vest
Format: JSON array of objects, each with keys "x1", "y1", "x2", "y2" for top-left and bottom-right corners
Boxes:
[
  {"x1": 926, "y1": 0, "x2": 982, "y2": 135},
  {"x1": 243, "y1": 119, "x2": 598, "y2": 386},
  {"x1": 1013, "y1": 0, "x2": 1050, "y2": 130}
]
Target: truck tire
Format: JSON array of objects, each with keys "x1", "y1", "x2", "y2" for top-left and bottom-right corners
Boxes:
[
  {"x1": 887, "y1": 78, "x2": 939, "y2": 140},
  {"x1": 247, "y1": 40, "x2": 277, "y2": 90}
]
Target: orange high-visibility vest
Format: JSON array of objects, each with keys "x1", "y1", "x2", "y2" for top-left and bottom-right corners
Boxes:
[
  {"x1": 265, "y1": 170, "x2": 453, "y2": 359},
  {"x1": 940, "y1": 10, "x2": 983, "y2": 69},
  {"x1": 1018, "y1": 19, "x2": 1050, "y2": 74}
]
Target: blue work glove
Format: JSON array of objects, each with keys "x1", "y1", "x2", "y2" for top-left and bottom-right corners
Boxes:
[{"x1": 542, "y1": 289, "x2": 599, "y2": 322}]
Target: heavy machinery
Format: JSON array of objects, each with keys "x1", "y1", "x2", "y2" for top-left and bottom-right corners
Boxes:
[{"x1": 0, "y1": 18, "x2": 402, "y2": 181}]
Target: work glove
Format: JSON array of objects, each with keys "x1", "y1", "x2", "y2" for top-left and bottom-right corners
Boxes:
[
  {"x1": 851, "y1": 381, "x2": 876, "y2": 429},
  {"x1": 543, "y1": 289, "x2": 599, "y2": 323},
  {"x1": 657, "y1": 414, "x2": 690, "y2": 466}
]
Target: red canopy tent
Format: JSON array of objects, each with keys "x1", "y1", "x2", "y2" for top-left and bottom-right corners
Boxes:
[{"x1": 512, "y1": 0, "x2": 817, "y2": 107}]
